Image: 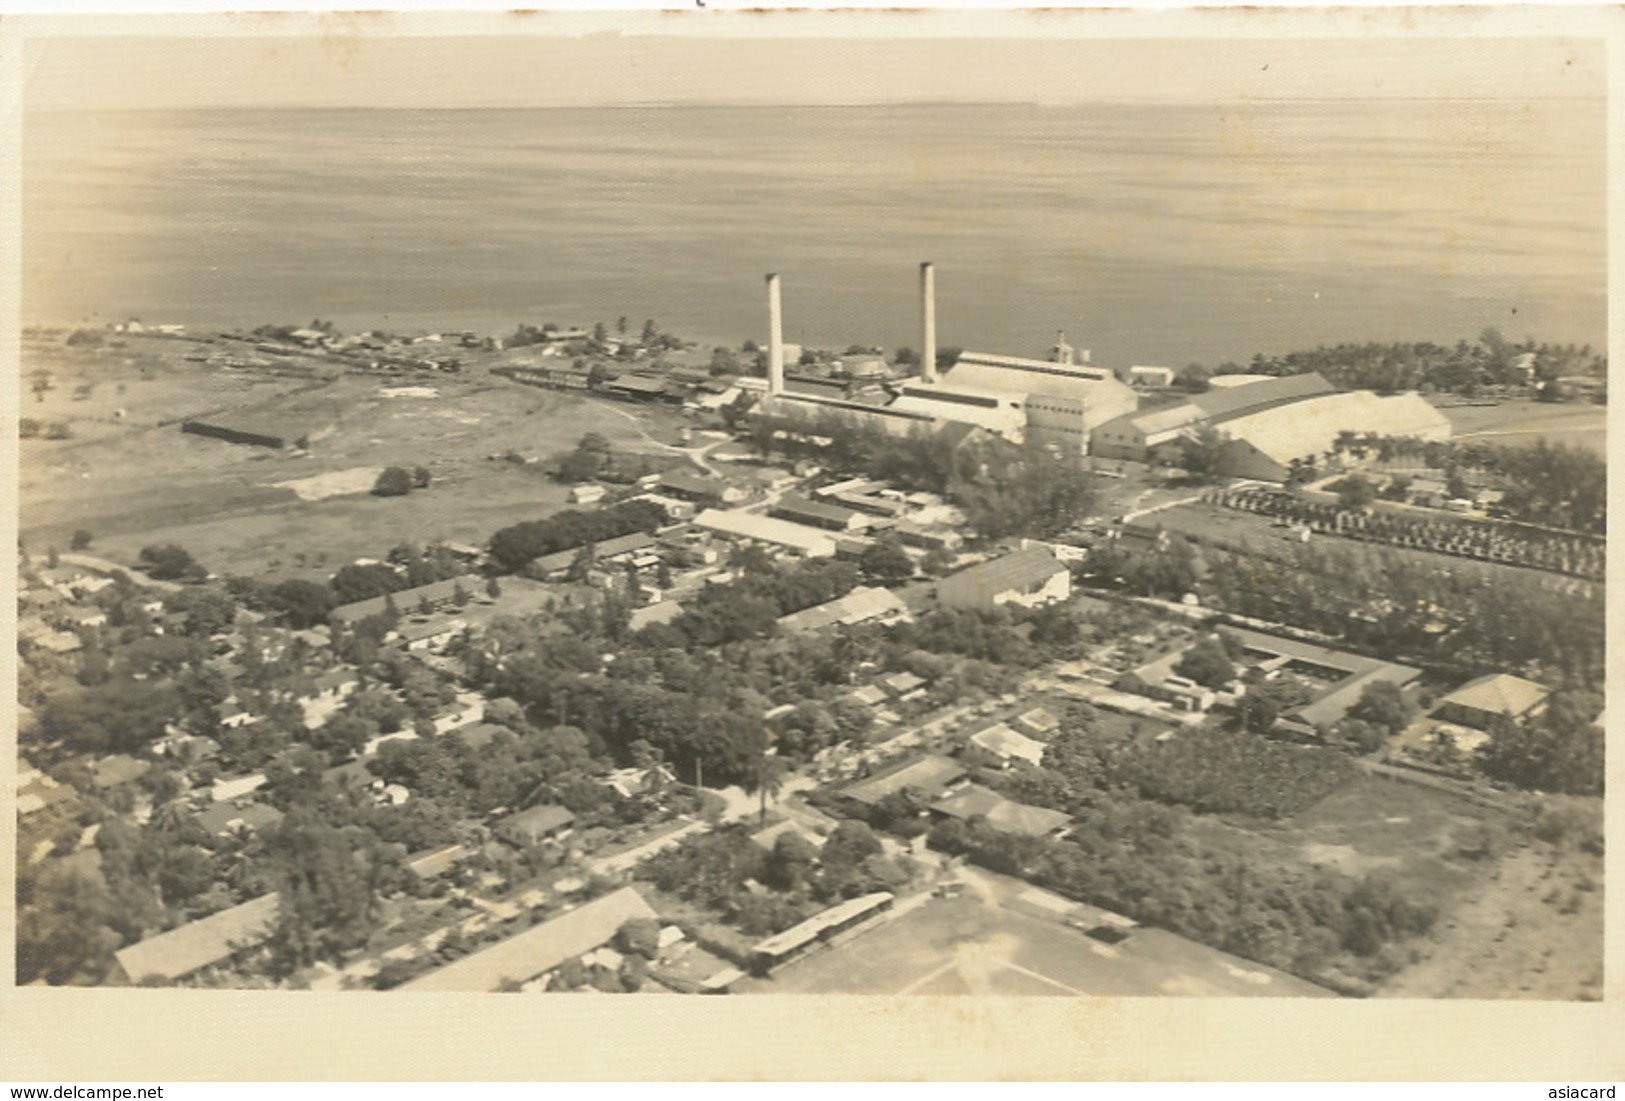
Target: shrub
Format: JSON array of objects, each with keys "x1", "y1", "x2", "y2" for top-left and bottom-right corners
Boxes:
[{"x1": 373, "y1": 467, "x2": 414, "y2": 497}]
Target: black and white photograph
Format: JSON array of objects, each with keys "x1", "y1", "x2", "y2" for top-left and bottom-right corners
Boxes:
[{"x1": 4, "y1": 5, "x2": 1618, "y2": 1079}]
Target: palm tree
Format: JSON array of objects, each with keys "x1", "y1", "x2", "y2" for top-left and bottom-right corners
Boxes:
[{"x1": 744, "y1": 731, "x2": 787, "y2": 826}]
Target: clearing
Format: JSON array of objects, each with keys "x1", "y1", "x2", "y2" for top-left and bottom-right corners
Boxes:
[
  {"x1": 20, "y1": 338, "x2": 699, "y2": 581},
  {"x1": 1437, "y1": 399, "x2": 1607, "y2": 455}
]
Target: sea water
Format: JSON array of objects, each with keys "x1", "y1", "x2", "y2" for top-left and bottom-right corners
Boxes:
[{"x1": 21, "y1": 101, "x2": 1606, "y2": 366}]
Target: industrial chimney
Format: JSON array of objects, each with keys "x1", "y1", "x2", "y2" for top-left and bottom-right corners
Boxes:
[
  {"x1": 919, "y1": 261, "x2": 938, "y2": 384},
  {"x1": 766, "y1": 272, "x2": 785, "y2": 395}
]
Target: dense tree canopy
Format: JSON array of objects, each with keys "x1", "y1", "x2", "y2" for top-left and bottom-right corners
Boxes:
[{"x1": 488, "y1": 500, "x2": 667, "y2": 574}]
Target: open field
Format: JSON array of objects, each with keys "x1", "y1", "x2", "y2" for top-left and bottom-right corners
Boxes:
[
  {"x1": 1190, "y1": 773, "x2": 1513, "y2": 904},
  {"x1": 20, "y1": 339, "x2": 698, "y2": 581},
  {"x1": 1180, "y1": 772, "x2": 1599, "y2": 998},
  {"x1": 737, "y1": 871, "x2": 1332, "y2": 998},
  {"x1": 1437, "y1": 399, "x2": 1607, "y2": 455},
  {"x1": 1375, "y1": 835, "x2": 1605, "y2": 1001}
]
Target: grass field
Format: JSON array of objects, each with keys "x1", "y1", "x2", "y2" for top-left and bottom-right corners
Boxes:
[
  {"x1": 20, "y1": 338, "x2": 699, "y2": 581},
  {"x1": 1178, "y1": 772, "x2": 1600, "y2": 998},
  {"x1": 1376, "y1": 834, "x2": 1605, "y2": 1000},
  {"x1": 738, "y1": 872, "x2": 1333, "y2": 998},
  {"x1": 1189, "y1": 773, "x2": 1513, "y2": 904},
  {"x1": 1438, "y1": 399, "x2": 1607, "y2": 455}
]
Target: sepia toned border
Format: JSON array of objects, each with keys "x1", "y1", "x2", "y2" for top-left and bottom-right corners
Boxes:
[{"x1": 1, "y1": 3, "x2": 1621, "y2": 1082}]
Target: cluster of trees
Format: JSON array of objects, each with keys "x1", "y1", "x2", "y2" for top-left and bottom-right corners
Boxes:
[
  {"x1": 371, "y1": 466, "x2": 432, "y2": 498},
  {"x1": 212, "y1": 543, "x2": 470, "y2": 629},
  {"x1": 1180, "y1": 330, "x2": 1603, "y2": 397},
  {"x1": 1088, "y1": 533, "x2": 1604, "y2": 695},
  {"x1": 469, "y1": 606, "x2": 902, "y2": 786},
  {"x1": 999, "y1": 708, "x2": 1357, "y2": 821},
  {"x1": 1331, "y1": 436, "x2": 1605, "y2": 536},
  {"x1": 913, "y1": 705, "x2": 1437, "y2": 981},
  {"x1": 661, "y1": 560, "x2": 862, "y2": 647},
  {"x1": 889, "y1": 604, "x2": 1079, "y2": 668},
  {"x1": 639, "y1": 819, "x2": 911, "y2": 939},
  {"x1": 139, "y1": 544, "x2": 207, "y2": 582},
  {"x1": 486, "y1": 658, "x2": 769, "y2": 788},
  {"x1": 746, "y1": 410, "x2": 1098, "y2": 543},
  {"x1": 1477, "y1": 691, "x2": 1605, "y2": 798},
  {"x1": 504, "y1": 322, "x2": 568, "y2": 349},
  {"x1": 363, "y1": 723, "x2": 625, "y2": 824},
  {"x1": 19, "y1": 418, "x2": 74, "y2": 440},
  {"x1": 1119, "y1": 728, "x2": 1359, "y2": 818},
  {"x1": 555, "y1": 433, "x2": 614, "y2": 484},
  {"x1": 37, "y1": 678, "x2": 184, "y2": 756},
  {"x1": 556, "y1": 433, "x2": 682, "y2": 486},
  {"x1": 17, "y1": 765, "x2": 415, "y2": 986},
  {"x1": 927, "y1": 803, "x2": 1435, "y2": 980},
  {"x1": 488, "y1": 500, "x2": 667, "y2": 574},
  {"x1": 506, "y1": 318, "x2": 674, "y2": 356}
]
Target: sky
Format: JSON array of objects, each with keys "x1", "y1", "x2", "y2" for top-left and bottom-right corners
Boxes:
[{"x1": 16, "y1": 12, "x2": 1610, "y2": 111}]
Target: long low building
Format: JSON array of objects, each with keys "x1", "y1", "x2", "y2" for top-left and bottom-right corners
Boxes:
[
  {"x1": 330, "y1": 574, "x2": 483, "y2": 625},
  {"x1": 1218, "y1": 626, "x2": 1422, "y2": 737},
  {"x1": 400, "y1": 886, "x2": 657, "y2": 992},
  {"x1": 749, "y1": 892, "x2": 895, "y2": 972},
  {"x1": 181, "y1": 417, "x2": 312, "y2": 450},
  {"x1": 110, "y1": 894, "x2": 280, "y2": 985},
  {"x1": 1207, "y1": 390, "x2": 1452, "y2": 481},
  {"x1": 1088, "y1": 372, "x2": 1452, "y2": 480},
  {"x1": 1090, "y1": 373, "x2": 1337, "y2": 462},
  {"x1": 692, "y1": 508, "x2": 838, "y2": 558},
  {"x1": 775, "y1": 585, "x2": 910, "y2": 633}
]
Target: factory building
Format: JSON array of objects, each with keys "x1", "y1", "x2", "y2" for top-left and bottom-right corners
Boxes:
[
  {"x1": 749, "y1": 264, "x2": 1136, "y2": 456},
  {"x1": 1088, "y1": 371, "x2": 1450, "y2": 480},
  {"x1": 1089, "y1": 374, "x2": 1337, "y2": 462},
  {"x1": 1206, "y1": 390, "x2": 1452, "y2": 481}
]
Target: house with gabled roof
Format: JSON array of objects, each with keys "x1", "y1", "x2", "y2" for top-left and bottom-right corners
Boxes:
[
  {"x1": 966, "y1": 722, "x2": 1046, "y2": 768},
  {"x1": 493, "y1": 804, "x2": 576, "y2": 848},
  {"x1": 930, "y1": 784, "x2": 1071, "y2": 838}
]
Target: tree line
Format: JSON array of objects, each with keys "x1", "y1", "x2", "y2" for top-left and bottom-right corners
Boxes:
[
  {"x1": 487, "y1": 500, "x2": 668, "y2": 574},
  {"x1": 1177, "y1": 329, "x2": 1604, "y2": 397}
]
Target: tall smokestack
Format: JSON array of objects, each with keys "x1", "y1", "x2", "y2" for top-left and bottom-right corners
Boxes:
[
  {"x1": 766, "y1": 272, "x2": 785, "y2": 395},
  {"x1": 920, "y1": 261, "x2": 938, "y2": 383}
]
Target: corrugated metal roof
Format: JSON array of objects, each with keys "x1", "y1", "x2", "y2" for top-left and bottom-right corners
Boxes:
[
  {"x1": 496, "y1": 804, "x2": 575, "y2": 838},
  {"x1": 531, "y1": 532, "x2": 657, "y2": 574},
  {"x1": 931, "y1": 783, "x2": 1069, "y2": 837}
]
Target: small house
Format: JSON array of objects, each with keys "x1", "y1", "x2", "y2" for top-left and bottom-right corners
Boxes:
[
  {"x1": 1431, "y1": 673, "x2": 1550, "y2": 731},
  {"x1": 493, "y1": 804, "x2": 576, "y2": 847}
]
